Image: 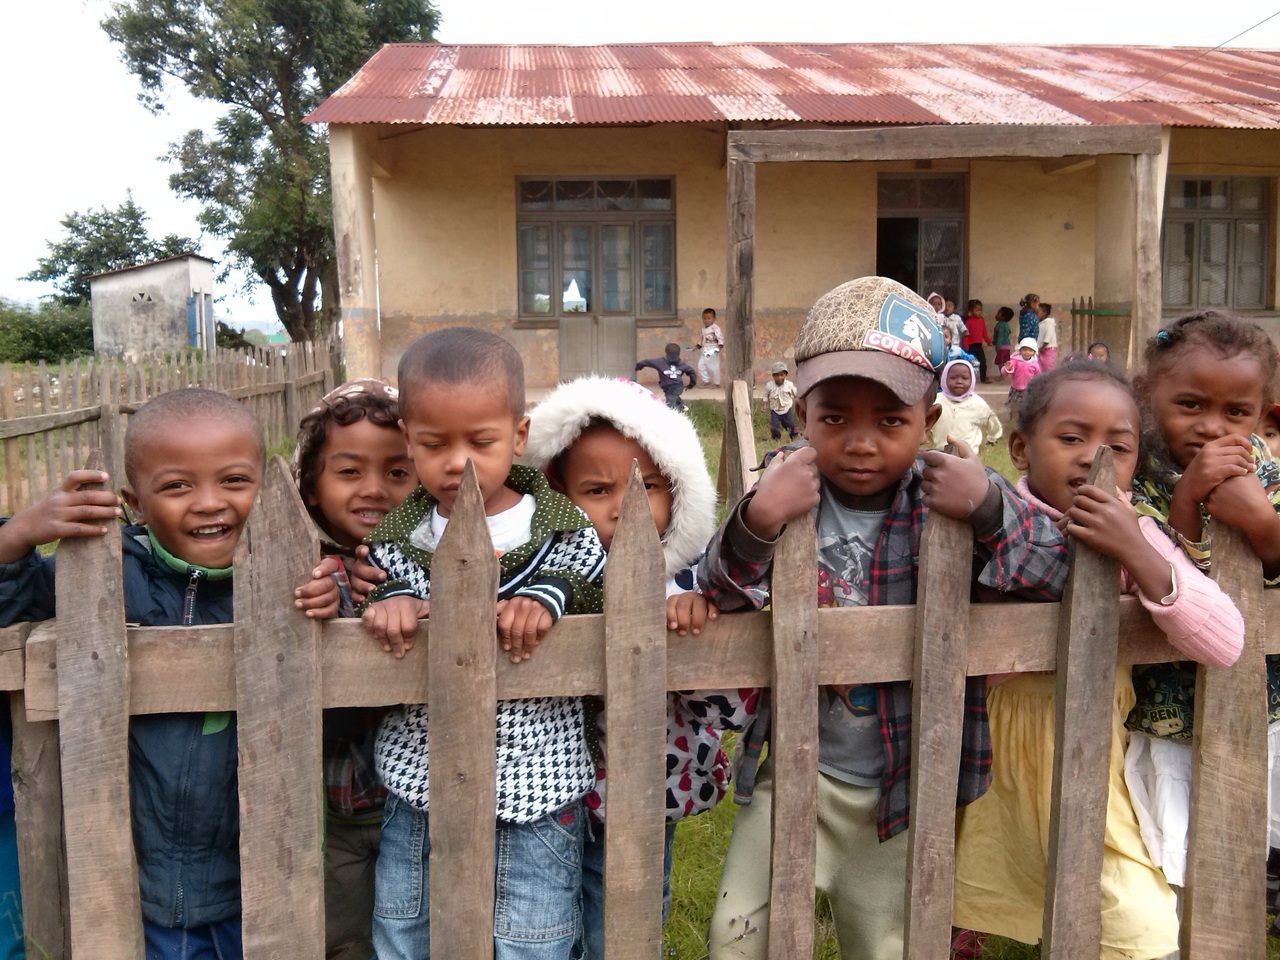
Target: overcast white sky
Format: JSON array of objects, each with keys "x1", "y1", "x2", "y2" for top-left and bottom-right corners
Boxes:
[{"x1": 4, "y1": 0, "x2": 1279, "y2": 332}]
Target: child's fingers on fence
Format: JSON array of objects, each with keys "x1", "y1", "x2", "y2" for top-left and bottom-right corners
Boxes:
[
  {"x1": 61, "y1": 469, "x2": 110, "y2": 492},
  {"x1": 294, "y1": 575, "x2": 340, "y2": 617},
  {"x1": 347, "y1": 546, "x2": 386, "y2": 606}
]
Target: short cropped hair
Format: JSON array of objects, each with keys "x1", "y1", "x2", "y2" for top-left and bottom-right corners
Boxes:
[
  {"x1": 702, "y1": 308, "x2": 716, "y2": 318},
  {"x1": 397, "y1": 327, "x2": 525, "y2": 419},
  {"x1": 125, "y1": 388, "x2": 265, "y2": 487}
]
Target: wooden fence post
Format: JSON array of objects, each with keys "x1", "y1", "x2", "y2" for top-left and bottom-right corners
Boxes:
[
  {"x1": 602, "y1": 464, "x2": 667, "y2": 958},
  {"x1": 428, "y1": 462, "x2": 499, "y2": 960},
  {"x1": 767, "y1": 512, "x2": 818, "y2": 958},
  {"x1": 1042, "y1": 448, "x2": 1120, "y2": 959},
  {"x1": 10, "y1": 681, "x2": 69, "y2": 960},
  {"x1": 55, "y1": 452, "x2": 145, "y2": 958},
  {"x1": 903, "y1": 510, "x2": 973, "y2": 959},
  {"x1": 1182, "y1": 521, "x2": 1267, "y2": 959},
  {"x1": 723, "y1": 157, "x2": 756, "y2": 506},
  {"x1": 234, "y1": 456, "x2": 326, "y2": 959}
]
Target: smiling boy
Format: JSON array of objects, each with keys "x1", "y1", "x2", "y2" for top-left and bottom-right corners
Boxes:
[
  {"x1": 358, "y1": 327, "x2": 606, "y2": 960},
  {"x1": 700, "y1": 277, "x2": 1070, "y2": 960},
  {"x1": 0, "y1": 388, "x2": 264, "y2": 959}
]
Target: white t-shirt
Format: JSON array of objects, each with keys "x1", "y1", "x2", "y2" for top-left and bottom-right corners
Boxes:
[
  {"x1": 428, "y1": 494, "x2": 536, "y2": 555},
  {"x1": 1038, "y1": 316, "x2": 1058, "y2": 349}
]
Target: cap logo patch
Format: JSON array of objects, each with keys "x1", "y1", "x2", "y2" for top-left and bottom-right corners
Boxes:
[{"x1": 867, "y1": 293, "x2": 945, "y2": 371}]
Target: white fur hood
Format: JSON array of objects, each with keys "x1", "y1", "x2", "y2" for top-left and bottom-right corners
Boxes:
[{"x1": 525, "y1": 377, "x2": 717, "y2": 576}]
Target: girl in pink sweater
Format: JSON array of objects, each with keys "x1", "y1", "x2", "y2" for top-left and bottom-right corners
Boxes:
[
  {"x1": 953, "y1": 360, "x2": 1243, "y2": 958},
  {"x1": 1001, "y1": 337, "x2": 1042, "y2": 413}
]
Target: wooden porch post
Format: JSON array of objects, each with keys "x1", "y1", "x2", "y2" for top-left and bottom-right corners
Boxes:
[
  {"x1": 723, "y1": 157, "x2": 756, "y2": 505},
  {"x1": 329, "y1": 125, "x2": 382, "y2": 380},
  {"x1": 1132, "y1": 151, "x2": 1163, "y2": 359}
]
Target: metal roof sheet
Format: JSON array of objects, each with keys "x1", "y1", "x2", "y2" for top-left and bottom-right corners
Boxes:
[{"x1": 306, "y1": 42, "x2": 1280, "y2": 129}]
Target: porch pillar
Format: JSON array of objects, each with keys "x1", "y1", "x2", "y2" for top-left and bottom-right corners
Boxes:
[
  {"x1": 723, "y1": 157, "x2": 756, "y2": 504},
  {"x1": 329, "y1": 125, "x2": 382, "y2": 380}
]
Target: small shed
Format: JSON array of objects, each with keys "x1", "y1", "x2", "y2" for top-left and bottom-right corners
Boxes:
[{"x1": 88, "y1": 254, "x2": 217, "y2": 359}]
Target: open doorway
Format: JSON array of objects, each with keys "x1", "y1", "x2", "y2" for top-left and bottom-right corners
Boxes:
[{"x1": 874, "y1": 175, "x2": 966, "y2": 303}]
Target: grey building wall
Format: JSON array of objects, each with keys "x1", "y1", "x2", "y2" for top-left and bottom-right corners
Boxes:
[{"x1": 90, "y1": 257, "x2": 215, "y2": 359}]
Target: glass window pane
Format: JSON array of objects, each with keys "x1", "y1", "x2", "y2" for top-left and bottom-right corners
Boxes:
[
  {"x1": 560, "y1": 224, "x2": 593, "y2": 312},
  {"x1": 555, "y1": 180, "x2": 597, "y2": 211},
  {"x1": 1200, "y1": 179, "x2": 1230, "y2": 211},
  {"x1": 1162, "y1": 221, "x2": 1194, "y2": 307},
  {"x1": 1235, "y1": 220, "x2": 1265, "y2": 308},
  {"x1": 1235, "y1": 177, "x2": 1266, "y2": 213},
  {"x1": 877, "y1": 177, "x2": 918, "y2": 211},
  {"x1": 919, "y1": 177, "x2": 964, "y2": 211},
  {"x1": 518, "y1": 180, "x2": 553, "y2": 211},
  {"x1": 1199, "y1": 220, "x2": 1230, "y2": 306},
  {"x1": 636, "y1": 179, "x2": 673, "y2": 211},
  {"x1": 641, "y1": 223, "x2": 674, "y2": 314},
  {"x1": 1168, "y1": 179, "x2": 1198, "y2": 210},
  {"x1": 517, "y1": 225, "x2": 551, "y2": 314},
  {"x1": 600, "y1": 225, "x2": 633, "y2": 313},
  {"x1": 598, "y1": 180, "x2": 637, "y2": 211}
]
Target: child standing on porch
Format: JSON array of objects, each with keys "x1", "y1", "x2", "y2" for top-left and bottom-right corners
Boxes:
[
  {"x1": 1036, "y1": 302, "x2": 1059, "y2": 371},
  {"x1": 701, "y1": 276, "x2": 1073, "y2": 960},
  {"x1": 952, "y1": 361, "x2": 1243, "y2": 959},
  {"x1": 992, "y1": 306, "x2": 1014, "y2": 371},
  {"x1": 698, "y1": 308, "x2": 725, "y2": 387},
  {"x1": 0, "y1": 388, "x2": 266, "y2": 959},
  {"x1": 358, "y1": 327, "x2": 606, "y2": 960}
]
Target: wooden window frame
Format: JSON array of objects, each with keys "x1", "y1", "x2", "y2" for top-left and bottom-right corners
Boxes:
[
  {"x1": 1162, "y1": 175, "x2": 1271, "y2": 312},
  {"x1": 514, "y1": 176, "x2": 678, "y2": 328}
]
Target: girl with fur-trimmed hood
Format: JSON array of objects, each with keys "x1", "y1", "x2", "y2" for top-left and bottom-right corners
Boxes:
[{"x1": 526, "y1": 377, "x2": 757, "y2": 957}]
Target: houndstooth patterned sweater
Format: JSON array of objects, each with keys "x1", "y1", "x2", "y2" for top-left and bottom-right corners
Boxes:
[{"x1": 363, "y1": 465, "x2": 606, "y2": 823}]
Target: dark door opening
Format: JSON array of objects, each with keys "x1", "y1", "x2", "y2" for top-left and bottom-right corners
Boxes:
[{"x1": 876, "y1": 218, "x2": 919, "y2": 292}]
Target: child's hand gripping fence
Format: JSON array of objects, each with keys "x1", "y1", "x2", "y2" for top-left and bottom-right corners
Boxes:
[{"x1": 3, "y1": 438, "x2": 1276, "y2": 958}]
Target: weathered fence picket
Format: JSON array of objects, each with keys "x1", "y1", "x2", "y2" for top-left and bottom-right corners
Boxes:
[{"x1": 0, "y1": 342, "x2": 338, "y2": 516}]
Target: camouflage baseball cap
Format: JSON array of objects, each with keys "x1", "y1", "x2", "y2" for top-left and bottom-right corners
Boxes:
[{"x1": 794, "y1": 277, "x2": 946, "y2": 404}]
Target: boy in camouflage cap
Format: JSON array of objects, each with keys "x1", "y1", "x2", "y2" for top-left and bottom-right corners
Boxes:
[{"x1": 699, "y1": 276, "x2": 1071, "y2": 960}]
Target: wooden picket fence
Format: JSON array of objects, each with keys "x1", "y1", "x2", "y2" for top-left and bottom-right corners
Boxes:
[
  {"x1": 1069, "y1": 297, "x2": 1135, "y2": 368},
  {"x1": 0, "y1": 342, "x2": 339, "y2": 516},
  {"x1": 0, "y1": 385, "x2": 1274, "y2": 959}
]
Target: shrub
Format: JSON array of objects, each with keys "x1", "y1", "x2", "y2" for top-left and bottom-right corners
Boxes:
[{"x1": 0, "y1": 299, "x2": 94, "y2": 363}]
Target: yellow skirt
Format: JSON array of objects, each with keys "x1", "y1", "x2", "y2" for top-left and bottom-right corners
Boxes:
[{"x1": 952, "y1": 671, "x2": 1179, "y2": 959}]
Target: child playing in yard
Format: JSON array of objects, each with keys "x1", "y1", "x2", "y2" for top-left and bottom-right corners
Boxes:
[
  {"x1": 358, "y1": 327, "x2": 606, "y2": 960},
  {"x1": 700, "y1": 276, "x2": 1074, "y2": 960},
  {"x1": 1002, "y1": 338, "x2": 1042, "y2": 413},
  {"x1": 1120, "y1": 313, "x2": 1280, "y2": 893},
  {"x1": 0, "y1": 388, "x2": 265, "y2": 958},
  {"x1": 951, "y1": 360, "x2": 1244, "y2": 959},
  {"x1": 1018, "y1": 293, "x2": 1040, "y2": 345},
  {"x1": 1088, "y1": 340, "x2": 1112, "y2": 365},
  {"x1": 1036, "y1": 301, "x2": 1058, "y2": 371},
  {"x1": 289, "y1": 378, "x2": 416, "y2": 960},
  {"x1": 963, "y1": 298, "x2": 993, "y2": 384},
  {"x1": 926, "y1": 359, "x2": 1002, "y2": 454},
  {"x1": 992, "y1": 306, "x2": 1014, "y2": 371},
  {"x1": 764, "y1": 361, "x2": 800, "y2": 440},
  {"x1": 698, "y1": 308, "x2": 725, "y2": 387},
  {"x1": 635, "y1": 342, "x2": 699, "y2": 411},
  {"x1": 526, "y1": 375, "x2": 755, "y2": 960}
]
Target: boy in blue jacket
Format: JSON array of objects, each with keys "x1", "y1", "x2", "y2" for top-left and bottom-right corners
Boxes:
[{"x1": 0, "y1": 388, "x2": 264, "y2": 960}]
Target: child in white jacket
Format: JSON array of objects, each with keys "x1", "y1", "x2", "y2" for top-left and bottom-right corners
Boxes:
[{"x1": 927, "y1": 359, "x2": 1003, "y2": 453}]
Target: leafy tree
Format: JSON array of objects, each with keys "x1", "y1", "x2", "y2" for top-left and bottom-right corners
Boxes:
[
  {"x1": 103, "y1": 0, "x2": 439, "y2": 342},
  {"x1": 24, "y1": 196, "x2": 196, "y2": 306},
  {"x1": 0, "y1": 300, "x2": 94, "y2": 363}
]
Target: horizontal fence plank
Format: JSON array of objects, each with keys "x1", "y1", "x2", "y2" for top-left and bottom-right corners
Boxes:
[
  {"x1": 23, "y1": 593, "x2": 1280, "y2": 721},
  {"x1": 0, "y1": 406, "x2": 100, "y2": 441}
]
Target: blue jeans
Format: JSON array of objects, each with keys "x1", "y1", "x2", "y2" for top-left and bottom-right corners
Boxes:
[
  {"x1": 579, "y1": 821, "x2": 676, "y2": 960},
  {"x1": 373, "y1": 794, "x2": 584, "y2": 960},
  {"x1": 144, "y1": 919, "x2": 242, "y2": 960}
]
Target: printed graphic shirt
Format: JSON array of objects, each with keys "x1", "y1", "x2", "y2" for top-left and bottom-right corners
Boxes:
[
  {"x1": 363, "y1": 465, "x2": 606, "y2": 823},
  {"x1": 699, "y1": 323, "x2": 724, "y2": 351}
]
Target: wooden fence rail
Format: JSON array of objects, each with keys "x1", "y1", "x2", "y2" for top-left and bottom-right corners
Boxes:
[
  {"x1": 0, "y1": 342, "x2": 338, "y2": 516},
  {"x1": 0, "y1": 413, "x2": 1273, "y2": 958}
]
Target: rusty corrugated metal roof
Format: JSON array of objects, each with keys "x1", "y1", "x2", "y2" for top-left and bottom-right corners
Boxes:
[{"x1": 305, "y1": 42, "x2": 1280, "y2": 128}]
